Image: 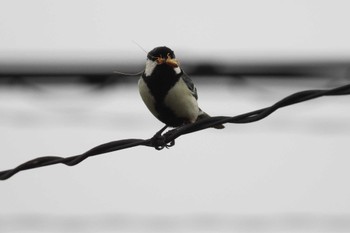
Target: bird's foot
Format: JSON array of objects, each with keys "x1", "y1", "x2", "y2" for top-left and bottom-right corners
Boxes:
[{"x1": 151, "y1": 125, "x2": 175, "y2": 150}]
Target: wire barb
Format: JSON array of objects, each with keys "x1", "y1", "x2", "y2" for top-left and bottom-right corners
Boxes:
[{"x1": 1, "y1": 83, "x2": 350, "y2": 180}]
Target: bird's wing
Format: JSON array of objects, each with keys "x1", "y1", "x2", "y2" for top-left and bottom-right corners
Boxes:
[{"x1": 181, "y1": 72, "x2": 198, "y2": 100}]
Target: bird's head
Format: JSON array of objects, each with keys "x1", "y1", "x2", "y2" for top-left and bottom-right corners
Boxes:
[
  {"x1": 147, "y1": 46, "x2": 179, "y2": 67},
  {"x1": 144, "y1": 46, "x2": 181, "y2": 77}
]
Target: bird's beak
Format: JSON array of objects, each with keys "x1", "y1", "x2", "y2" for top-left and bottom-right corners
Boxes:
[
  {"x1": 156, "y1": 53, "x2": 179, "y2": 68},
  {"x1": 166, "y1": 57, "x2": 179, "y2": 68}
]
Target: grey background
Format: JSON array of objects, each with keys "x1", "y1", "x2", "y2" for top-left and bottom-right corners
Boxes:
[{"x1": 1, "y1": 1, "x2": 350, "y2": 232}]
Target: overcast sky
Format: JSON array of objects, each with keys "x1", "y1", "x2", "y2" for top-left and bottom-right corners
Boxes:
[{"x1": 1, "y1": 0, "x2": 350, "y2": 62}]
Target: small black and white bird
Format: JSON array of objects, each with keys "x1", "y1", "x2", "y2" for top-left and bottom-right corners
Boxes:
[{"x1": 138, "y1": 46, "x2": 224, "y2": 129}]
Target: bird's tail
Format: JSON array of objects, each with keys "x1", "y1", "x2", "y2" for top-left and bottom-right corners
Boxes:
[{"x1": 197, "y1": 109, "x2": 225, "y2": 129}]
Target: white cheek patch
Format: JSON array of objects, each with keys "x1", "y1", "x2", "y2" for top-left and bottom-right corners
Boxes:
[
  {"x1": 174, "y1": 67, "x2": 181, "y2": 74},
  {"x1": 144, "y1": 59, "x2": 157, "y2": 77}
]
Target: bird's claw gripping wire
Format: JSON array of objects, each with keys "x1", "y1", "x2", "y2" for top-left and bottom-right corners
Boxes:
[
  {"x1": 150, "y1": 125, "x2": 175, "y2": 150},
  {"x1": 152, "y1": 137, "x2": 175, "y2": 150}
]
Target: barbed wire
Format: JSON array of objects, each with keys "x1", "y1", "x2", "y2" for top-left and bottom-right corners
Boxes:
[{"x1": 1, "y1": 83, "x2": 350, "y2": 180}]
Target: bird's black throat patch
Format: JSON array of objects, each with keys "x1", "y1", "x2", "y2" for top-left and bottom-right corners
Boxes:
[
  {"x1": 142, "y1": 65, "x2": 184, "y2": 127},
  {"x1": 143, "y1": 65, "x2": 180, "y2": 100}
]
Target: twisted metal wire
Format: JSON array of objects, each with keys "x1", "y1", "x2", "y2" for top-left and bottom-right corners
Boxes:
[{"x1": 1, "y1": 83, "x2": 349, "y2": 180}]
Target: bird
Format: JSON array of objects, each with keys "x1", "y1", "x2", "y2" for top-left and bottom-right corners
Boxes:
[{"x1": 138, "y1": 46, "x2": 224, "y2": 129}]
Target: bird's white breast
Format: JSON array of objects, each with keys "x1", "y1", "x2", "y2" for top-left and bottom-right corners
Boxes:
[
  {"x1": 138, "y1": 78, "x2": 158, "y2": 117},
  {"x1": 164, "y1": 78, "x2": 199, "y2": 123}
]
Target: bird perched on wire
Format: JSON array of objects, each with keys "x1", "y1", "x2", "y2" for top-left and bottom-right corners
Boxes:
[{"x1": 138, "y1": 46, "x2": 224, "y2": 129}]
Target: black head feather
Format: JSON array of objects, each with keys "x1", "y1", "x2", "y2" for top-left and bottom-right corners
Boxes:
[{"x1": 147, "y1": 46, "x2": 175, "y2": 61}]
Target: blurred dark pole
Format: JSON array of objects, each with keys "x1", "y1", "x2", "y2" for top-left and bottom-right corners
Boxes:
[{"x1": 1, "y1": 58, "x2": 350, "y2": 86}]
